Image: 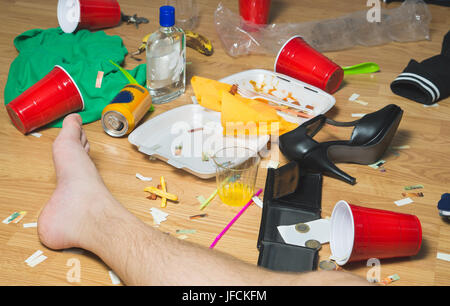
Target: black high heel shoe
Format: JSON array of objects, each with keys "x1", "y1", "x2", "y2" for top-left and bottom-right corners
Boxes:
[{"x1": 279, "y1": 104, "x2": 403, "y2": 185}]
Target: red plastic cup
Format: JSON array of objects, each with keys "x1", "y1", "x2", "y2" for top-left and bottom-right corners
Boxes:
[
  {"x1": 57, "y1": 0, "x2": 121, "y2": 33},
  {"x1": 330, "y1": 200, "x2": 422, "y2": 265},
  {"x1": 6, "y1": 65, "x2": 84, "y2": 134},
  {"x1": 274, "y1": 35, "x2": 344, "y2": 94},
  {"x1": 239, "y1": 0, "x2": 271, "y2": 26}
]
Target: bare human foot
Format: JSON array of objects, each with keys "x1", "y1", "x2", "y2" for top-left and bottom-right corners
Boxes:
[{"x1": 38, "y1": 114, "x2": 116, "y2": 250}]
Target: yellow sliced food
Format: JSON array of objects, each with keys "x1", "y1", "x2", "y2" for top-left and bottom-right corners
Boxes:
[{"x1": 144, "y1": 187, "x2": 178, "y2": 201}]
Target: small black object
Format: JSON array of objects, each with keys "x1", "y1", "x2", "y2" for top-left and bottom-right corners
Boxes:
[
  {"x1": 391, "y1": 31, "x2": 450, "y2": 105},
  {"x1": 121, "y1": 13, "x2": 149, "y2": 28},
  {"x1": 278, "y1": 104, "x2": 403, "y2": 185},
  {"x1": 256, "y1": 162, "x2": 322, "y2": 272}
]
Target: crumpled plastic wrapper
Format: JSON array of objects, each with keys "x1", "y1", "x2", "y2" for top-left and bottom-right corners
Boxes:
[{"x1": 214, "y1": 0, "x2": 431, "y2": 57}]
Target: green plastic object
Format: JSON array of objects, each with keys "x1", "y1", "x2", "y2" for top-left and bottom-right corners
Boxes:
[
  {"x1": 342, "y1": 62, "x2": 380, "y2": 75},
  {"x1": 4, "y1": 28, "x2": 147, "y2": 128}
]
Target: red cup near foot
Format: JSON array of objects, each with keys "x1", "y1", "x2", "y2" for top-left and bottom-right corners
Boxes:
[
  {"x1": 6, "y1": 65, "x2": 84, "y2": 134},
  {"x1": 330, "y1": 200, "x2": 422, "y2": 265},
  {"x1": 239, "y1": 0, "x2": 271, "y2": 31},
  {"x1": 58, "y1": 0, "x2": 121, "y2": 33},
  {"x1": 274, "y1": 36, "x2": 344, "y2": 94}
]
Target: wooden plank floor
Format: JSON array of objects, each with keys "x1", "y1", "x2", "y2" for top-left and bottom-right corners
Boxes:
[{"x1": 0, "y1": 0, "x2": 449, "y2": 286}]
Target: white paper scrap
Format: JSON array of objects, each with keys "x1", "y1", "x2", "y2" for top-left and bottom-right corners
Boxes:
[
  {"x1": 109, "y1": 270, "x2": 121, "y2": 285},
  {"x1": 264, "y1": 160, "x2": 280, "y2": 169},
  {"x1": 394, "y1": 197, "x2": 414, "y2": 206},
  {"x1": 136, "y1": 173, "x2": 152, "y2": 181},
  {"x1": 277, "y1": 219, "x2": 330, "y2": 247},
  {"x1": 437, "y1": 252, "x2": 450, "y2": 262},
  {"x1": 348, "y1": 93, "x2": 368, "y2": 106},
  {"x1": 25, "y1": 250, "x2": 43, "y2": 264},
  {"x1": 28, "y1": 255, "x2": 47, "y2": 267},
  {"x1": 23, "y1": 222, "x2": 37, "y2": 228},
  {"x1": 150, "y1": 207, "x2": 169, "y2": 225},
  {"x1": 252, "y1": 196, "x2": 263, "y2": 208},
  {"x1": 30, "y1": 132, "x2": 42, "y2": 138}
]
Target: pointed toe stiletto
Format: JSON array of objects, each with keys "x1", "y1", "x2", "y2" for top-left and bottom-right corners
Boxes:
[{"x1": 279, "y1": 104, "x2": 403, "y2": 185}]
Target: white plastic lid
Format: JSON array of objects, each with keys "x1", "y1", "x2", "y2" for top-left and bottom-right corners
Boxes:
[
  {"x1": 57, "y1": 0, "x2": 80, "y2": 33},
  {"x1": 330, "y1": 200, "x2": 355, "y2": 265}
]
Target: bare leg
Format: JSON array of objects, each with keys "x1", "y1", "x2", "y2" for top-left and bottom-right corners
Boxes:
[{"x1": 38, "y1": 114, "x2": 369, "y2": 286}]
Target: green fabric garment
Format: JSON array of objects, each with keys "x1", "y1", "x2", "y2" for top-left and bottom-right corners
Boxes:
[{"x1": 4, "y1": 27, "x2": 147, "y2": 127}]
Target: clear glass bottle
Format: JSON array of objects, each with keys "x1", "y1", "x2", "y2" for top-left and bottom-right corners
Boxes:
[{"x1": 146, "y1": 6, "x2": 186, "y2": 104}]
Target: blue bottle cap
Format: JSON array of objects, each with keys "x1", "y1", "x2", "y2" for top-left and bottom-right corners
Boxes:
[{"x1": 160, "y1": 6, "x2": 175, "y2": 27}]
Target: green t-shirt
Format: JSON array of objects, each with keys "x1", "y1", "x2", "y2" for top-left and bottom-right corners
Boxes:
[{"x1": 4, "y1": 27, "x2": 147, "y2": 127}]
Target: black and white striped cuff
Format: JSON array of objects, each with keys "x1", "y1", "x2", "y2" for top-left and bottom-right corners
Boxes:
[{"x1": 391, "y1": 72, "x2": 441, "y2": 104}]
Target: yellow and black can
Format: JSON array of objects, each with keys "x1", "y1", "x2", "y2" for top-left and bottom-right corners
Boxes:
[{"x1": 101, "y1": 84, "x2": 153, "y2": 137}]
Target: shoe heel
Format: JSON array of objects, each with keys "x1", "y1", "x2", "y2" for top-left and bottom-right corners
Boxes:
[{"x1": 303, "y1": 148, "x2": 356, "y2": 185}]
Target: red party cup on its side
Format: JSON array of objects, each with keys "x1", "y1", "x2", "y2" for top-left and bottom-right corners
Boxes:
[
  {"x1": 274, "y1": 36, "x2": 344, "y2": 94},
  {"x1": 6, "y1": 65, "x2": 84, "y2": 134},
  {"x1": 239, "y1": 0, "x2": 271, "y2": 26},
  {"x1": 58, "y1": 0, "x2": 121, "y2": 33},
  {"x1": 330, "y1": 200, "x2": 422, "y2": 266}
]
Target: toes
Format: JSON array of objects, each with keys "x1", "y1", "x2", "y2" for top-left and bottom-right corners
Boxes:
[{"x1": 58, "y1": 114, "x2": 83, "y2": 142}]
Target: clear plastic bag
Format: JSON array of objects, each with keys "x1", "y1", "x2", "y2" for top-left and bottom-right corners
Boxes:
[{"x1": 214, "y1": 0, "x2": 431, "y2": 57}]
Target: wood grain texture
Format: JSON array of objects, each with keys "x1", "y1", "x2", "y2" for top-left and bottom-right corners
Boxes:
[{"x1": 0, "y1": 0, "x2": 449, "y2": 286}]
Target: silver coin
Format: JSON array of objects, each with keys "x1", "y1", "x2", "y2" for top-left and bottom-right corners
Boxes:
[
  {"x1": 305, "y1": 239, "x2": 322, "y2": 250},
  {"x1": 295, "y1": 223, "x2": 310, "y2": 233},
  {"x1": 319, "y1": 260, "x2": 337, "y2": 271}
]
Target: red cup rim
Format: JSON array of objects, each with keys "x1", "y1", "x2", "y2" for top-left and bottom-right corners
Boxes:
[
  {"x1": 330, "y1": 200, "x2": 354, "y2": 266},
  {"x1": 273, "y1": 35, "x2": 303, "y2": 72},
  {"x1": 57, "y1": 0, "x2": 80, "y2": 33},
  {"x1": 54, "y1": 65, "x2": 85, "y2": 110}
]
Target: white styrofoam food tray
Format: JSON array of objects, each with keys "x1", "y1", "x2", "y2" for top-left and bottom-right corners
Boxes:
[
  {"x1": 192, "y1": 69, "x2": 336, "y2": 125},
  {"x1": 128, "y1": 104, "x2": 269, "y2": 179}
]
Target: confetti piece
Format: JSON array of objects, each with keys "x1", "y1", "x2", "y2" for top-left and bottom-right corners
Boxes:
[
  {"x1": 423, "y1": 103, "x2": 438, "y2": 108},
  {"x1": 95, "y1": 71, "x2": 104, "y2": 88},
  {"x1": 12, "y1": 211, "x2": 27, "y2": 224},
  {"x1": 402, "y1": 192, "x2": 424, "y2": 198},
  {"x1": 252, "y1": 196, "x2": 263, "y2": 208},
  {"x1": 176, "y1": 229, "x2": 197, "y2": 234},
  {"x1": 136, "y1": 173, "x2": 152, "y2": 181},
  {"x1": 404, "y1": 184, "x2": 424, "y2": 191},
  {"x1": 437, "y1": 252, "x2": 450, "y2": 262},
  {"x1": 351, "y1": 113, "x2": 366, "y2": 118},
  {"x1": 189, "y1": 127, "x2": 203, "y2": 133},
  {"x1": 348, "y1": 93, "x2": 360, "y2": 101},
  {"x1": 30, "y1": 132, "x2": 42, "y2": 138},
  {"x1": 23, "y1": 222, "x2": 37, "y2": 228},
  {"x1": 25, "y1": 250, "x2": 43, "y2": 265},
  {"x1": 348, "y1": 93, "x2": 368, "y2": 105},
  {"x1": 391, "y1": 145, "x2": 410, "y2": 150},
  {"x1": 177, "y1": 235, "x2": 188, "y2": 240},
  {"x1": 28, "y1": 255, "x2": 47, "y2": 267},
  {"x1": 109, "y1": 270, "x2": 121, "y2": 285},
  {"x1": 394, "y1": 197, "x2": 413, "y2": 206},
  {"x1": 262, "y1": 160, "x2": 279, "y2": 169},
  {"x1": 199, "y1": 188, "x2": 218, "y2": 210},
  {"x1": 3, "y1": 212, "x2": 20, "y2": 224},
  {"x1": 196, "y1": 195, "x2": 206, "y2": 204},
  {"x1": 368, "y1": 160, "x2": 386, "y2": 169},
  {"x1": 379, "y1": 274, "x2": 400, "y2": 285},
  {"x1": 150, "y1": 207, "x2": 169, "y2": 225},
  {"x1": 189, "y1": 213, "x2": 208, "y2": 220}
]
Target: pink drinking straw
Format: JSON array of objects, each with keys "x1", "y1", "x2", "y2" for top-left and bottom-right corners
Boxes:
[{"x1": 209, "y1": 188, "x2": 263, "y2": 249}]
